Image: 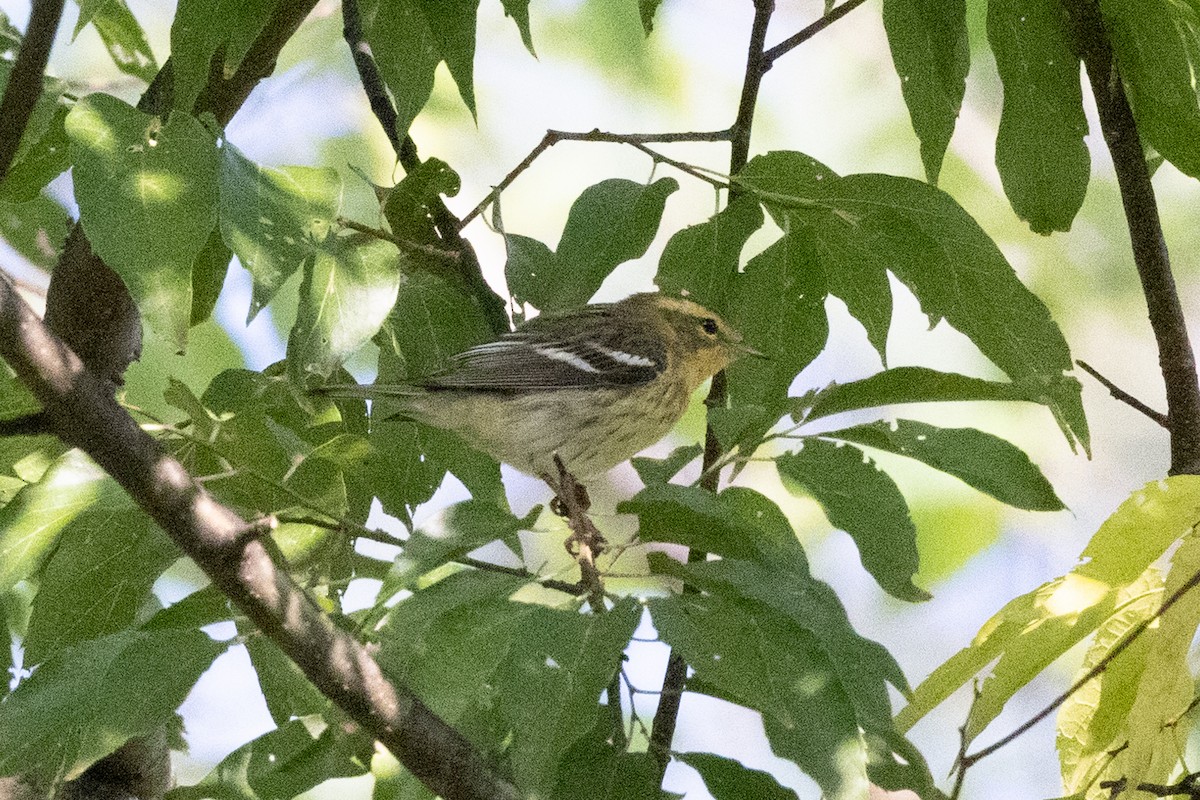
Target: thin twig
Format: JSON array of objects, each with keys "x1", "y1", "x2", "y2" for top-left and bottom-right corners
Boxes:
[
  {"x1": 1078, "y1": 359, "x2": 1169, "y2": 428},
  {"x1": 0, "y1": 0, "x2": 65, "y2": 182},
  {"x1": 336, "y1": 216, "x2": 463, "y2": 262},
  {"x1": 457, "y1": 128, "x2": 734, "y2": 229},
  {"x1": 761, "y1": 0, "x2": 871, "y2": 71}
]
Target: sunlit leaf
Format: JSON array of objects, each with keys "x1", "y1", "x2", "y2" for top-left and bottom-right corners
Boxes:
[
  {"x1": 66, "y1": 94, "x2": 220, "y2": 348},
  {"x1": 287, "y1": 233, "x2": 402, "y2": 384},
  {"x1": 218, "y1": 144, "x2": 342, "y2": 319},
  {"x1": 899, "y1": 476, "x2": 1200, "y2": 743}
]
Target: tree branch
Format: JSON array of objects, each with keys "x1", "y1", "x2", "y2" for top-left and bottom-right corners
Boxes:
[
  {"x1": 1067, "y1": 0, "x2": 1200, "y2": 475},
  {"x1": 0, "y1": 273, "x2": 520, "y2": 800},
  {"x1": 649, "y1": 0, "x2": 776, "y2": 781},
  {"x1": 1077, "y1": 359, "x2": 1169, "y2": 428},
  {"x1": 339, "y1": 0, "x2": 508, "y2": 335},
  {"x1": 760, "y1": 0, "x2": 871, "y2": 71},
  {"x1": 0, "y1": 0, "x2": 65, "y2": 183}
]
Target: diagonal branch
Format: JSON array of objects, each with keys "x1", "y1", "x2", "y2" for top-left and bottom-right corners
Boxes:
[
  {"x1": 339, "y1": 0, "x2": 508, "y2": 335},
  {"x1": 1077, "y1": 359, "x2": 1169, "y2": 428},
  {"x1": 760, "y1": 0, "x2": 871, "y2": 71},
  {"x1": 0, "y1": 272, "x2": 520, "y2": 800},
  {"x1": 0, "y1": 0, "x2": 65, "y2": 182}
]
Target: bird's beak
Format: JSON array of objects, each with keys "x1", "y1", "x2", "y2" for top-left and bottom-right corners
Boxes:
[{"x1": 733, "y1": 341, "x2": 768, "y2": 359}]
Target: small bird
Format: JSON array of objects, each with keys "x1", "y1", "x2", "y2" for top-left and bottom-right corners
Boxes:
[{"x1": 317, "y1": 292, "x2": 759, "y2": 479}]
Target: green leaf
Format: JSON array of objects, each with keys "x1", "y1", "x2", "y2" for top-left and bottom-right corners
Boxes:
[
  {"x1": 499, "y1": 0, "x2": 535, "y2": 54},
  {"x1": 639, "y1": 0, "x2": 665, "y2": 34},
  {"x1": 617, "y1": 483, "x2": 765, "y2": 561},
  {"x1": 805, "y1": 366, "x2": 1038, "y2": 421},
  {"x1": 988, "y1": 0, "x2": 1088, "y2": 233},
  {"x1": 882, "y1": 0, "x2": 969, "y2": 183},
  {"x1": 678, "y1": 753, "x2": 798, "y2": 800},
  {"x1": 1103, "y1": 0, "x2": 1200, "y2": 178},
  {"x1": 244, "y1": 629, "x2": 329, "y2": 725},
  {"x1": 287, "y1": 233, "x2": 402, "y2": 385},
  {"x1": 23, "y1": 483, "x2": 177, "y2": 664},
  {"x1": 172, "y1": 719, "x2": 372, "y2": 800},
  {"x1": 377, "y1": 570, "x2": 530, "y2": 721},
  {"x1": 649, "y1": 592, "x2": 868, "y2": 800},
  {"x1": 1118, "y1": 532, "x2": 1200, "y2": 792},
  {"x1": 218, "y1": 145, "x2": 343, "y2": 320},
  {"x1": 169, "y1": 0, "x2": 276, "y2": 112},
  {"x1": 506, "y1": 177, "x2": 678, "y2": 313},
  {"x1": 777, "y1": 441, "x2": 926, "y2": 601},
  {"x1": 1057, "y1": 570, "x2": 1161, "y2": 796},
  {"x1": 143, "y1": 585, "x2": 231, "y2": 630},
  {"x1": 743, "y1": 156, "x2": 1088, "y2": 454},
  {"x1": 898, "y1": 476, "x2": 1200, "y2": 741},
  {"x1": 382, "y1": 156, "x2": 461, "y2": 243},
  {"x1": 80, "y1": 0, "x2": 159, "y2": 82},
  {"x1": 190, "y1": 224, "x2": 232, "y2": 325},
  {"x1": 0, "y1": 106, "x2": 71, "y2": 203},
  {"x1": 656, "y1": 196, "x2": 764, "y2": 311},
  {"x1": 66, "y1": 94, "x2": 220, "y2": 348},
  {"x1": 0, "y1": 194, "x2": 70, "y2": 270},
  {"x1": 414, "y1": 0, "x2": 481, "y2": 118},
  {"x1": 366, "y1": 0, "x2": 440, "y2": 140},
  {"x1": 717, "y1": 229, "x2": 828, "y2": 463},
  {"x1": 0, "y1": 450, "x2": 105, "y2": 593},
  {"x1": 493, "y1": 599, "x2": 642, "y2": 794},
  {"x1": 630, "y1": 443, "x2": 703, "y2": 485},
  {"x1": 822, "y1": 418, "x2": 1064, "y2": 511},
  {"x1": 553, "y1": 728, "x2": 663, "y2": 800},
  {"x1": 0, "y1": 629, "x2": 226, "y2": 782},
  {"x1": 367, "y1": 0, "x2": 481, "y2": 135}
]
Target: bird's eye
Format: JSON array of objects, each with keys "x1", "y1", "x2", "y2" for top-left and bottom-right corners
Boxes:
[{"x1": 700, "y1": 318, "x2": 719, "y2": 335}]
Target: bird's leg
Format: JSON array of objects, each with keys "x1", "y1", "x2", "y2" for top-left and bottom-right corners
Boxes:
[{"x1": 544, "y1": 455, "x2": 607, "y2": 606}]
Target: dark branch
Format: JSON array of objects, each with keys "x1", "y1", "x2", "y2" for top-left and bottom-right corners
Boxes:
[
  {"x1": 0, "y1": 273, "x2": 520, "y2": 800},
  {"x1": 1078, "y1": 359, "x2": 1169, "y2": 428},
  {"x1": 0, "y1": 0, "x2": 65, "y2": 183},
  {"x1": 760, "y1": 0, "x2": 870, "y2": 71},
  {"x1": 458, "y1": 128, "x2": 732, "y2": 230},
  {"x1": 1067, "y1": 0, "x2": 1200, "y2": 475},
  {"x1": 339, "y1": 0, "x2": 508, "y2": 335},
  {"x1": 650, "y1": 0, "x2": 776, "y2": 782},
  {"x1": 341, "y1": 0, "x2": 401, "y2": 153}
]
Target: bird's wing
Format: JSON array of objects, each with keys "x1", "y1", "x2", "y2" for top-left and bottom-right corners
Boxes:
[{"x1": 420, "y1": 308, "x2": 667, "y2": 391}]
